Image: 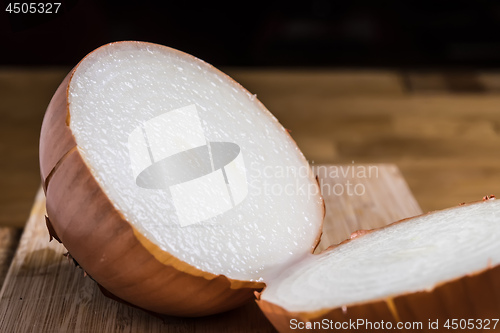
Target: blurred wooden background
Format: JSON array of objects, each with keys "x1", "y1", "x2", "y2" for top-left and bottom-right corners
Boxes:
[{"x1": 2, "y1": 68, "x2": 500, "y2": 230}]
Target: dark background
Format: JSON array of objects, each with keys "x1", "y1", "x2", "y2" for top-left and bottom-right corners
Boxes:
[{"x1": 3, "y1": 0, "x2": 500, "y2": 68}]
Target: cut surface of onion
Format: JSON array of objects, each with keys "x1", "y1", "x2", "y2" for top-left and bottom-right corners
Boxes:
[
  {"x1": 43, "y1": 41, "x2": 323, "y2": 285},
  {"x1": 260, "y1": 199, "x2": 500, "y2": 313}
]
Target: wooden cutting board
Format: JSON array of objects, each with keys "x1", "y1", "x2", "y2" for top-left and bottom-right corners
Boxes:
[{"x1": 0, "y1": 164, "x2": 422, "y2": 332}]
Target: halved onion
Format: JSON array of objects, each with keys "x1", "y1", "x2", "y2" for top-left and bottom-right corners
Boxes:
[{"x1": 40, "y1": 41, "x2": 324, "y2": 316}]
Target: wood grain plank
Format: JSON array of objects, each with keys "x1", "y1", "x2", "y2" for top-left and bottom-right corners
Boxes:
[
  {"x1": 403, "y1": 72, "x2": 486, "y2": 93},
  {"x1": 0, "y1": 165, "x2": 421, "y2": 332},
  {"x1": 228, "y1": 70, "x2": 406, "y2": 98},
  {"x1": 0, "y1": 69, "x2": 69, "y2": 228},
  {"x1": 314, "y1": 164, "x2": 422, "y2": 251},
  {"x1": 0, "y1": 227, "x2": 22, "y2": 289}
]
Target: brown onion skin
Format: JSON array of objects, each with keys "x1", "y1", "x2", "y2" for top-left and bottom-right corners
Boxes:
[
  {"x1": 39, "y1": 72, "x2": 75, "y2": 191},
  {"x1": 256, "y1": 202, "x2": 500, "y2": 332},
  {"x1": 39, "y1": 44, "x2": 268, "y2": 316}
]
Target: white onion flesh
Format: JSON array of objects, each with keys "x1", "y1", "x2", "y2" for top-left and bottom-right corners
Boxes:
[{"x1": 67, "y1": 42, "x2": 323, "y2": 282}]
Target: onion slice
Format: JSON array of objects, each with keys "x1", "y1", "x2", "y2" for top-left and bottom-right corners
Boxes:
[{"x1": 257, "y1": 198, "x2": 500, "y2": 332}]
